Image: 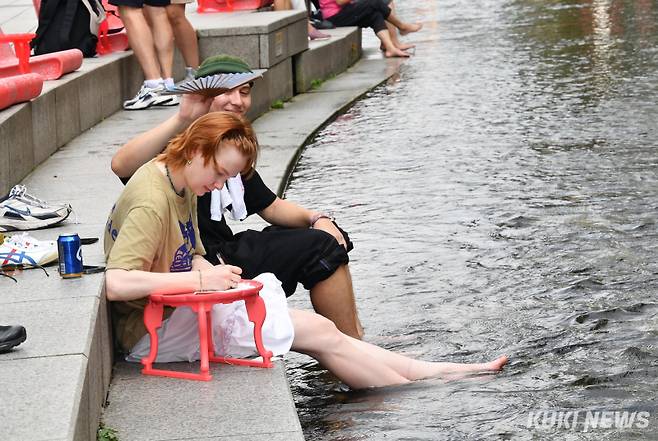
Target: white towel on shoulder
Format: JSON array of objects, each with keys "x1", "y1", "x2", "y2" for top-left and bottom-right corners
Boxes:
[{"x1": 209, "y1": 175, "x2": 248, "y2": 222}]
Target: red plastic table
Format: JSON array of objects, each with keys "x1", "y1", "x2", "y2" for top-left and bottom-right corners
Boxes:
[{"x1": 142, "y1": 279, "x2": 274, "y2": 381}]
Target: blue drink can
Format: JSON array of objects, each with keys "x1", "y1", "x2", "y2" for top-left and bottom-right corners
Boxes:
[{"x1": 58, "y1": 234, "x2": 83, "y2": 278}]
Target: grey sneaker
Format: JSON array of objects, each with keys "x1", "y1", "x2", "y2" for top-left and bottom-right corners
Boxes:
[
  {"x1": 184, "y1": 67, "x2": 197, "y2": 82},
  {"x1": 123, "y1": 84, "x2": 176, "y2": 110},
  {"x1": 0, "y1": 185, "x2": 72, "y2": 232}
]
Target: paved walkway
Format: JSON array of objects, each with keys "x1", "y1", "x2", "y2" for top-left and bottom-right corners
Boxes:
[{"x1": 0, "y1": 1, "x2": 405, "y2": 439}]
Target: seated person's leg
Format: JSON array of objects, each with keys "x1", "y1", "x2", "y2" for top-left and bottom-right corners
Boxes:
[
  {"x1": 310, "y1": 263, "x2": 364, "y2": 339},
  {"x1": 213, "y1": 225, "x2": 350, "y2": 294},
  {"x1": 289, "y1": 309, "x2": 509, "y2": 389},
  {"x1": 209, "y1": 225, "x2": 363, "y2": 337}
]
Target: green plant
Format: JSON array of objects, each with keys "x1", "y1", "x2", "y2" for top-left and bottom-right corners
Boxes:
[
  {"x1": 270, "y1": 99, "x2": 284, "y2": 109},
  {"x1": 310, "y1": 78, "x2": 323, "y2": 90},
  {"x1": 97, "y1": 423, "x2": 119, "y2": 441}
]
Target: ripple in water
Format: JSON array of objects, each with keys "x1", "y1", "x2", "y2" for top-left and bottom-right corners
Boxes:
[{"x1": 284, "y1": 0, "x2": 658, "y2": 439}]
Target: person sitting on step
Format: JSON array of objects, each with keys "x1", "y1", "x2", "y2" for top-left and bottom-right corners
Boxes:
[
  {"x1": 319, "y1": 0, "x2": 422, "y2": 57},
  {"x1": 111, "y1": 55, "x2": 364, "y2": 340},
  {"x1": 104, "y1": 111, "x2": 509, "y2": 389}
]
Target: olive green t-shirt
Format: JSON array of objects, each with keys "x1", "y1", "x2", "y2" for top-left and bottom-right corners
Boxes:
[{"x1": 104, "y1": 160, "x2": 206, "y2": 352}]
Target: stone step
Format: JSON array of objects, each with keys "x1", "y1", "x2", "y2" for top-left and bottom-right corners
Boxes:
[
  {"x1": 0, "y1": 1, "x2": 402, "y2": 438},
  {"x1": 294, "y1": 26, "x2": 362, "y2": 94}
]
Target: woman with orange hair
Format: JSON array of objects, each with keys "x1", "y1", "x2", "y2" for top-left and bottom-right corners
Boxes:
[{"x1": 104, "y1": 111, "x2": 508, "y2": 389}]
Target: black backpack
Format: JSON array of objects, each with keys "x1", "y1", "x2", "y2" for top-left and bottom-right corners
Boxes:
[{"x1": 31, "y1": 0, "x2": 106, "y2": 57}]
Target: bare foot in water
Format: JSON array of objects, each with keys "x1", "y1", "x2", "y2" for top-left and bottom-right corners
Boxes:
[
  {"x1": 385, "y1": 47, "x2": 411, "y2": 58},
  {"x1": 407, "y1": 355, "x2": 509, "y2": 382},
  {"x1": 438, "y1": 355, "x2": 509, "y2": 381},
  {"x1": 400, "y1": 23, "x2": 423, "y2": 36}
]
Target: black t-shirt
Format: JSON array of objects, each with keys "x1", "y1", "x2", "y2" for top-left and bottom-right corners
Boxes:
[{"x1": 120, "y1": 169, "x2": 276, "y2": 250}]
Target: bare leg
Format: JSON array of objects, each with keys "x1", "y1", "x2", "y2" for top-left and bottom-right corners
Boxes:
[
  {"x1": 118, "y1": 6, "x2": 162, "y2": 80},
  {"x1": 290, "y1": 309, "x2": 508, "y2": 389},
  {"x1": 385, "y1": 10, "x2": 423, "y2": 35},
  {"x1": 376, "y1": 29, "x2": 410, "y2": 58},
  {"x1": 344, "y1": 335, "x2": 508, "y2": 381},
  {"x1": 166, "y1": 3, "x2": 199, "y2": 69},
  {"x1": 144, "y1": 5, "x2": 174, "y2": 79},
  {"x1": 290, "y1": 309, "x2": 410, "y2": 389},
  {"x1": 385, "y1": 1, "x2": 415, "y2": 50},
  {"x1": 310, "y1": 264, "x2": 364, "y2": 339}
]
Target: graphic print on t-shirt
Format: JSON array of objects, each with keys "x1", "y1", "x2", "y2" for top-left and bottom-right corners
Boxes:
[{"x1": 170, "y1": 216, "x2": 197, "y2": 272}]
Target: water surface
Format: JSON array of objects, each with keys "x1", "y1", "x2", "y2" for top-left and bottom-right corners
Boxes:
[{"x1": 285, "y1": 0, "x2": 658, "y2": 439}]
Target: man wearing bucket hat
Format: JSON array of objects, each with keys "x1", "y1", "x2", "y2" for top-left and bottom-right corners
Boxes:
[{"x1": 111, "y1": 55, "x2": 364, "y2": 339}]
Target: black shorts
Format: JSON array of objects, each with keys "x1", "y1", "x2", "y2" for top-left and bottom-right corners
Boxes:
[
  {"x1": 205, "y1": 223, "x2": 353, "y2": 297},
  {"x1": 109, "y1": 0, "x2": 170, "y2": 8}
]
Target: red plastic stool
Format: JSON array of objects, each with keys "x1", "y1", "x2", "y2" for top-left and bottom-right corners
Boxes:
[
  {"x1": 0, "y1": 31, "x2": 83, "y2": 80},
  {"x1": 0, "y1": 73, "x2": 43, "y2": 110},
  {"x1": 0, "y1": 33, "x2": 33, "y2": 74},
  {"x1": 141, "y1": 279, "x2": 274, "y2": 381},
  {"x1": 197, "y1": 0, "x2": 273, "y2": 13}
]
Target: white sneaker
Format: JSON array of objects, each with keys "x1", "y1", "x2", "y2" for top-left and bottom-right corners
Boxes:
[
  {"x1": 123, "y1": 84, "x2": 177, "y2": 110},
  {"x1": 0, "y1": 232, "x2": 58, "y2": 268},
  {"x1": 159, "y1": 93, "x2": 179, "y2": 107},
  {"x1": 0, "y1": 185, "x2": 72, "y2": 232}
]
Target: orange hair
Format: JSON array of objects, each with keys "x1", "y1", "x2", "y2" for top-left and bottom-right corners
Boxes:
[{"x1": 159, "y1": 111, "x2": 258, "y2": 176}]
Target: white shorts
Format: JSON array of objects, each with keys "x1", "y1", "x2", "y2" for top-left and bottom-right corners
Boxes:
[{"x1": 127, "y1": 273, "x2": 295, "y2": 363}]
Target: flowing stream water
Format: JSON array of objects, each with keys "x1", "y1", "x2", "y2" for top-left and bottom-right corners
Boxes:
[{"x1": 284, "y1": 0, "x2": 658, "y2": 439}]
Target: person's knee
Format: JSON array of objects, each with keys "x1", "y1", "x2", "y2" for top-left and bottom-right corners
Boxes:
[
  {"x1": 299, "y1": 235, "x2": 350, "y2": 290},
  {"x1": 292, "y1": 310, "x2": 344, "y2": 354},
  {"x1": 118, "y1": 5, "x2": 143, "y2": 25},
  {"x1": 312, "y1": 315, "x2": 344, "y2": 350},
  {"x1": 165, "y1": 4, "x2": 185, "y2": 24},
  {"x1": 372, "y1": 12, "x2": 387, "y2": 33}
]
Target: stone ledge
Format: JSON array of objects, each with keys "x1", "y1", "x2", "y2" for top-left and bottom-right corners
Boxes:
[
  {"x1": 294, "y1": 26, "x2": 362, "y2": 94},
  {"x1": 0, "y1": 9, "x2": 309, "y2": 195},
  {"x1": 193, "y1": 10, "x2": 306, "y2": 36},
  {"x1": 103, "y1": 361, "x2": 304, "y2": 441},
  {"x1": 0, "y1": 9, "x2": 400, "y2": 438}
]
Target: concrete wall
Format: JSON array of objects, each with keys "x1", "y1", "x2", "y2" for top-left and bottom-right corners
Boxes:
[{"x1": 0, "y1": 11, "x2": 308, "y2": 196}]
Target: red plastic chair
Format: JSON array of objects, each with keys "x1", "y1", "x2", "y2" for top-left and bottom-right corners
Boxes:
[
  {"x1": 198, "y1": 0, "x2": 273, "y2": 13},
  {"x1": 142, "y1": 279, "x2": 274, "y2": 381},
  {"x1": 0, "y1": 73, "x2": 43, "y2": 110},
  {"x1": 0, "y1": 31, "x2": 82, "y2": 80}
]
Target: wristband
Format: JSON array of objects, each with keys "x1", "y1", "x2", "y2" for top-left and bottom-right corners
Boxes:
[{"x1": 310, "y1": 213, "x2": 333, "y2": 227}]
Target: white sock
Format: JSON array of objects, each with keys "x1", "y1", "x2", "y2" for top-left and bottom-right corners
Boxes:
[
  {"x1": 163, "y1": 77, "x2": 175, "y2": 89},
  {"x1": 145, "y1": 78, "x2": 163, "y2": 89}
]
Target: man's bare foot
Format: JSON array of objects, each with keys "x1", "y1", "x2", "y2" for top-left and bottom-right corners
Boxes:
[
  {"x1": 385, "y1": 47, "x2": 411, "y2": 58},
  {"x1": 400, "y1": 23, "x2": 423, "y2": 36}
]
